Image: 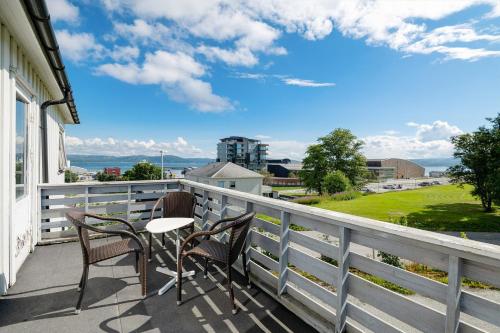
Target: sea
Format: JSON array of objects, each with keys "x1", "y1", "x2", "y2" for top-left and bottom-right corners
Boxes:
[{"x1": 70, "y1": 161, "x2": 208, "y2": 177}]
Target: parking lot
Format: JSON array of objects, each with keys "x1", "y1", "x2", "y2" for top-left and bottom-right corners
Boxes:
[{"x1": 364, "y1": 177, "x2": 450, "y2": 193}]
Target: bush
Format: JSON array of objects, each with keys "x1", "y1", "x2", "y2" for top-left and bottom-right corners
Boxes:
[
  {"x1": 293, "y1": 196, "x2": 321, "y2": 205},
  {"x1": 331, "y1": 190, "x2": 361, "y2": 201},
  {"x1": 322, "y1": 170, "x2": 351, "y2": 195},
  {"x1": 377, "y1": 251, "x2": 402, "y2": 268}
]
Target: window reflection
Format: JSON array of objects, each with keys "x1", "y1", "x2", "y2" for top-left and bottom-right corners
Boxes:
[{"x1": 16, "y1": 99, "x2": 27, "y2": 199}]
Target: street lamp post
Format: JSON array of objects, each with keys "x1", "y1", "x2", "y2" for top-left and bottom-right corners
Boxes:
[{"x1": 160, "y1": 150, "x2": 164, "y2": 180}]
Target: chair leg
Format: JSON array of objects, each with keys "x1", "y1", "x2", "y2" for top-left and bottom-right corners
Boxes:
[
  {"x1": 148, "y1": 233, "x2": 153, "y2": 262},
  {"x1": 77, "y1": 265, "x2": 85, "y2": 291},
  {"x1": 177, "y1": 256, "x2": 183, "y2": 305},
  {"x1": 139, "y1": 252, "x2": 147, "y2": 297},
  {"x1": 241, "y1": 252, "x2": 251, "y2": 289},
  {"x1": 162, "y1": 233, "x2": 165, "y2": 247},
  {"x1": 204, "y1": 258, "x2": 209, "y2": 279},
  {"x1": 227, "y1": 265, "x2": 237, "y2": 315},
  {"x1": 134, "y1": 251, "x2": 139, "y2": 274},
  {"x1": 190, "y1": 225, "x2": 195, "y2": 248},
  {"x1": 75, "y1": 265, "x2": 89, "y2": 314}
]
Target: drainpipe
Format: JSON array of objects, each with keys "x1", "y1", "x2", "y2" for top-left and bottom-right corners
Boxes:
[{"x1": 40, "y1": 89, "x2": 68, "y2": 183}]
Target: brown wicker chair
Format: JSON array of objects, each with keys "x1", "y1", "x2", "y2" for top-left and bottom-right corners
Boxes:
[
  {"x1": 148, "y1": 191, "x2": 197, "y2": 259},
  {"x1": 177, "y1": 212, "x2": 255, "y2": 314},
  {"x1": 66, "y1": 211, "x2": 147, "y2": 314}
]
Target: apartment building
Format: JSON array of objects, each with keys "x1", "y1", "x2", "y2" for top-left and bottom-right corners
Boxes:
[{"x1": 216, "y1": 136, "x2": 267, "y2": 171}]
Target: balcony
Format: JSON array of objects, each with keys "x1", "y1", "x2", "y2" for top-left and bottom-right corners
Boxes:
[{"x1": 3, "y1": 179, "x2": 500, "y2": 332}]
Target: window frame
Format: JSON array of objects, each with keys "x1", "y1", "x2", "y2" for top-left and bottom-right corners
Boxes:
[{"x1": 15, "y1": 89, "x2": 30, "y2": 201}]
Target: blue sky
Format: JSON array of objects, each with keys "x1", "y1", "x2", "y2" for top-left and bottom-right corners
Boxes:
[{"x1": 48, "y1": 0, "x2": 500, "y2": 159}]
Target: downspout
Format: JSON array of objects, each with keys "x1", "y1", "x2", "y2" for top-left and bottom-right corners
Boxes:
[{"x1": 40, "y1": 89, "x2": 68, "y2": 183}]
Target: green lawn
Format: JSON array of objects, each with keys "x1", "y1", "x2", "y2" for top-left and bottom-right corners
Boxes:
[{"x1": 311, "y1": 185, "x2": 500, "y2": 232}]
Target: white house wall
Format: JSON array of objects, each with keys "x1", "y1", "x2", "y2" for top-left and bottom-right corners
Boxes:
[{"x1": 0, "y1": 21, "x2": 67, "y2": 293}]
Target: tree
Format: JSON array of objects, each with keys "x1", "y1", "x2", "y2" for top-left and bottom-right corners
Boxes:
[
  {"x1": 122, "y1": 161, "x2": 162, "y2": 181},
  {"x1": 447, "y1": 113, "x2": 500, "y2": 212},
  {"x1": 322, "y1": 170, "x2": 351, "y2": 195},
  {"x1": 299, "y1": 144, "x2": 328, "y2": 194},
  {"x1": 299, "y1": 129, "x2": 367, "y2": 194},
  {"x1": 96, "y1": 172, "x2": 120, "y2": 182},
  {"x1": 65, "y1": 169, "x2": 78, "y2": 183}
]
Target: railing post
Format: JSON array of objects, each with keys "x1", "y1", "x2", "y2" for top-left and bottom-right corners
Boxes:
[
  {"x1": 126, "y1": 184, "x2": 131, "y2": 221},
  {"x1": 202, "y1": 190, "x2": 209, "y2": 231},
  {"x1": 84, "y1": 186, "x2": 89, "y2": 214},
  {"x1": 244, "y1": 201, "x2": 254, "y2": 281},
  {"x1": 336, "y1": 226, "x2": 350, "y2": 333},
  {"x1": 220, "y1": 195, "x2": 228, "y2": 219},
  {"x1": 278, "y1": 211, "x2": 290, "y2": 296},
  {"x1": 445, "y1": 255, "x2": 462, "y2": 333}
]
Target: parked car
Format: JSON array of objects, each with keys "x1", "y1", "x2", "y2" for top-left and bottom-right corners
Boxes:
[
  {"x1": 418, "y1": 181, "x2": 431, "y2": 186},
  {"x1": 383, "y1": 184, "x2": 396, "y2": 189},
  {"x1": 431, "y1": 181, "x2": 441, "y2": 185}
]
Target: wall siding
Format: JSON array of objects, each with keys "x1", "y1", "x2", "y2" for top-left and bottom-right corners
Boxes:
[{"x1": 0, "y1": 20, "x2": 67, "y2": 292}]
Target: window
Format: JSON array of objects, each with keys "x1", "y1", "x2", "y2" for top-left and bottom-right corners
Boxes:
[
  {"x1": 15, "y1": 98, "x2": 28, "y2": 199},
  {"x1": 58, "y1": 127, "x2": 67, "y2": 173},
  {"x1": 217, "y1": 181, "x2": 225, "y2": 188},
  {"x1": 230, "y1": 181, "x2": 236, "y2": 189}
]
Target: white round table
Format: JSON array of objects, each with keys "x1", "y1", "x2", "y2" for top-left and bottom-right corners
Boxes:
[{"x1": 146, "y1": 217, "x2": 195, "y2": 295}]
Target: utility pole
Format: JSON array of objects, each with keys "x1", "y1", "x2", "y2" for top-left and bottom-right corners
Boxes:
[{"x1": 160, "y1": 150, "x2": 164, "y2": 180}]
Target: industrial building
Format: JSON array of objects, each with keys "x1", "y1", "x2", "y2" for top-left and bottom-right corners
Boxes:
[
  {"x1": 367, "y1": 158, "x2": 425, "y2": 180},
  {"x1": 216, "y1": 136, "x2": 267, "y2": 171}
]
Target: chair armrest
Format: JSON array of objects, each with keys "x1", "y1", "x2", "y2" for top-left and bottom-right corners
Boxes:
[
  {"x1": 150, "y1": 197, "x2": 164, "y2": 221},
  {"x1": 84, "y1": 213, "x2": 138, "y2": 235},
  {"x1": 80, "y1": 223, "x2": 145, "y2": 252},
  {"x1": 179, "y1": 225, "x2": 234, "y2": 255}
]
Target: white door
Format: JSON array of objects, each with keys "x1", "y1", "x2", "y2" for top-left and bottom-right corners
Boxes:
[{"x1": 11, "y1": 91, "x2": 33, "y2": 278}]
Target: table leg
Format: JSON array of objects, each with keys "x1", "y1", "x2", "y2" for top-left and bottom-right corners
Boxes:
[{"x1": 156, "y1": 228, "x2": 194, "y2": 295}]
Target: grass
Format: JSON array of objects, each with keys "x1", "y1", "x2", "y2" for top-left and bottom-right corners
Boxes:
[
  {"x1": 309, "y1": 185, "x2": 500, "y2": 232},
  {"x1": 405, "y1": 263, "x2": 497, "y2": 290},
  {"x1": 272, "y1": 186, "x2": 305, "y2": 192}
]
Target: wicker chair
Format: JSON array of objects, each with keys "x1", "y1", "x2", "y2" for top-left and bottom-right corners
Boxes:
[
  {"x1": 148, "y1": 191, "x2": 197, "y2": 259},
  {"x1": 66, "y1": 211, "x2": 147, "y2": 314},
  {"x1": 177, "y1": 212, "x2": 255, "y2": 314}
]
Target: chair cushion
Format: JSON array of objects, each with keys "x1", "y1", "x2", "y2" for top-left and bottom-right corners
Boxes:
[
  {"x1": 89, "y1": 238, "x2": 140, "y2": 264},
  {"x1": 184, "y1": 240, "x2": 228, "y2": 263}
]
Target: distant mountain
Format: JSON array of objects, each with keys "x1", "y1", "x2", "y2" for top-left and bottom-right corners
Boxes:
[
  {"x1": 410, "y1": 158, "x2": 458, "y2": 167},
  {"x1": 68, "y1": 154, "x2": 214, "y2": 164}
]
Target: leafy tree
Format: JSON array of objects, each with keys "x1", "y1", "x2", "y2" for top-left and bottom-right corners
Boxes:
[
  {"x1": 447, "y1": 114, "x2": 500, "y2": 212},
  {"x1": 65, "y1": 169, "x2": 78, "y2": 183},
  {"x1": 299, "y1": 144, "x2": 328, "y2": 194},
  {"x1": 322, "y1": 170, "x2": 351, "y2": 195},
  {"x1": 96, "y1": 172, "x2": 120, "y2": 182},
  {"x1": 299, "y1": 129, "x2": 367, "y2": 194},
  {"x1": 122, "y1": 161, "x2": 162, "y2": 181}
]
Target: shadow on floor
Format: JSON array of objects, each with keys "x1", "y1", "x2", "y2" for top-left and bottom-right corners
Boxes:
[{"x1": 0, "y1": 234, "x2": 316, "y2": 333}]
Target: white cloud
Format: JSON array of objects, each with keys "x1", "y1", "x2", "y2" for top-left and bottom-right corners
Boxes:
[
  {"x1": 282, "y1": 78, "x2": 336, "y2": 87},
  {"x1": 47, "y1": 0, "x2": 79, "y2": 23},
  {"x1": 255, "y1": 134, "x2": 271, "y2": 139},
  {"x1": 407, "y1": 120, "x2": 463, "y2": 142},
  {"x1": 109, "y1": 45, "x2": 140, "y2": 62},
  {"x1": 363, "y1": 121, "x2": 463, "y2": 159},
  {"x1": 234, "y1": 73, "x2": 335, "y2": 87},
  {"x1": 55, "y1": 30, "x2": 104, "y2": 63},
  {"x1": 197, "y1": 46, "x2": 259, "y2": 67},
  {"x1": 66, "y1": 135, "x2": 204, "y2": 156},
  {"x1": 266, "y1": 140, "x2": 311, "y2": 159},
  {"x1": 96, "y1": 51, "x2": 232, "y2": 111},
  {"x1": 55, "y1": 0, "x2": 500, "y2": 112}
]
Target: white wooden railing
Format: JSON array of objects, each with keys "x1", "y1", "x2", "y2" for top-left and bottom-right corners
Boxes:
[{"x1": 38, "y1": 180, "x2": 500, "y2": 333}]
